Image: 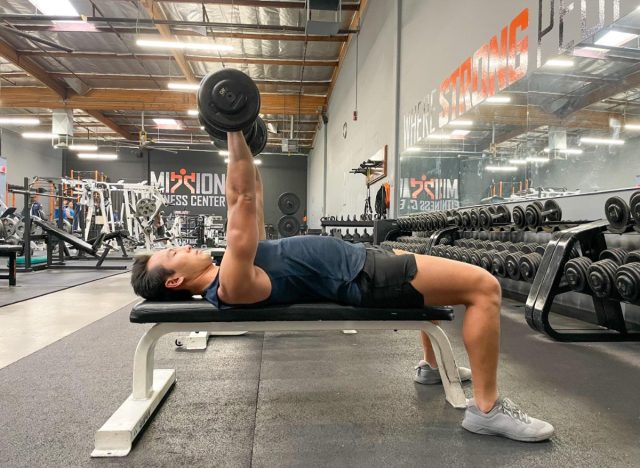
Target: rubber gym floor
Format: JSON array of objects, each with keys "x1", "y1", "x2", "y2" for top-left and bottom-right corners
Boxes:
[{"x1": 0, "y1": 274, "x2": 639, "y2": 467}]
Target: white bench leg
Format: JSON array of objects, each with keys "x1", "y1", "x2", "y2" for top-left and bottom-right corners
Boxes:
[
  {"x1": 92, "y1": 324, "x2": 176, "y2": 457},
  {"x1": 421, "y1": 323, "x2": 467, "y2": 409},
  {"x1": 176, "y1": 331, "x2": 249, "y2": 350}
]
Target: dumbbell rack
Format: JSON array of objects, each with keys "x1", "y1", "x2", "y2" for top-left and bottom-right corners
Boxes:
[
  {"x1": 525, "y1": 220, "x2": 640, "y2": 342},
  {"x1": 321, "y1": 218, "x2": 375, "y2": 243}
]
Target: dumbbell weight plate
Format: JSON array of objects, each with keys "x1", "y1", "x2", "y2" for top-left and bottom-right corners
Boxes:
[
  {"x1": 512, "y1": 205, "x2": 526, "y2": 229},
  {"x1": 496, "y1": 204, "x2": 511, "y2": 223},
  {"x1": 605, "y1": 196, "x2": 631, "y2": 231},
  {"x1": 478, "y1": 207, "x2": 494, "y2": 229},
  {"x1": 198, "y1": 68, "x2": 261, "y2": 133},
  {"x1": 278, "y1": 215, "x2": 300, "y2": 238},
  {"x1": 525, "y1": 203, "x2": 543, "y2": 228},
  {"x1": 544, "y1": 200, "x2": 562, "y2": 223},
  {"x1": 629, "y1": 191, "x2": 640, "y2": 222},
  {"x1": 278, "y1": 192, "x2": 301, "y2": 215},
  {"x1": 248, "y1": 116, "x2": 268, "y2": 156}
]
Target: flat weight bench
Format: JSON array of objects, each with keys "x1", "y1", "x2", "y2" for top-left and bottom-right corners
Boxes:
[
  {"x1": 0, "y1": 244, "x2": 22, "y2": 285},
  {"x1": 92, "y1": 300, "x2": 467, "y2": 457}
]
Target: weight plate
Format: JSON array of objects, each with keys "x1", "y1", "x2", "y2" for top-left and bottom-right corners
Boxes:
[
  {"x1": 277, "y1": 215, "x2": 300, "y2": 238},
  {"x1": 278, "y1": 192, "x2": 301, "y2": 215},
  {"x1": 478, "y1": 207, "x2": 493, "y2": 229},
  {"x1": 248, "y1": 116, "x2": 268, "y2": 156},
  {"x1": 629, "y1": 191, "x2": 640, "y2": 223},
  {"x1": 525, "y1": 203, "x2": 543, "y2": 228},
  {"x1": 512, "y1": 205, "x2": 526, "y2": 229},
  {"x1": 198, "y1": 68, "x2": 261, "y2": 133},
  {"x1": 496, "y1": 204, "x2": 511, "y2": 223}
]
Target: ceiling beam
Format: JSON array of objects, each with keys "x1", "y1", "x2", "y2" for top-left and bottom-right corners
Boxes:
[
  {"x1": 153, "y1": 0, "x2": 360, "y2": 10},
  {"x1": 18, "y1": 50, "x2": 339, "y2": 67},
  {"x1": 10, "y1": 25, "x2": 349, "y2": 42},
  {"x1": 0, "y1": 87, "x2": 326, "y2": 115},
  {"x1": 139, "y1": 0, "x2": 196, "y2": 83}
]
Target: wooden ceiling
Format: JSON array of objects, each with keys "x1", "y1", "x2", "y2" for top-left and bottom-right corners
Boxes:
[{"x1": 0, "y1": 0, "x2": 368, "y2": 153}]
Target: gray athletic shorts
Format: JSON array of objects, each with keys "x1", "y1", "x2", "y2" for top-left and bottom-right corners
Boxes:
[{"x1": 355, "y1": 245, "x2": 425, "y2": 308}]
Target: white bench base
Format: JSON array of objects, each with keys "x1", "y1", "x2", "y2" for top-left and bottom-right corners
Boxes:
[{"x1": 92, "y1": 320, "x2": 467, "y2": 457}]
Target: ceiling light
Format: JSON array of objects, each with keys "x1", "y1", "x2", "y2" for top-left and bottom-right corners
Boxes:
[
  {"x1": 22, "y1": 132, "x2": 57, "y2": 139},
  {"x1": 78, "y1": 153, "x2": 118, "y2": 160},
  {"x1": 508, "y1": 159, "x2": 529, "y2": 165},
  {"x1": 188, "y1": 109, "x2": 199, "y2": 116},
  {"x1": 485, "y1": 96, "x2": 511, "y2": 104},
  {"x1": 526, "y1": 157, "x2": 550, "y2": 163},
  {"x1": 595, "y1": 30, "x2": 639, "y2": 47},
  {"x1": 485, "y1": 165, "x2": 518, "y2": 172},
  {"x1": 544, "y1": 58, "x2": 574, "y2": 68},
  {"x1": 0, "y1": 117, "x2": 40, "y2": 125},
  {"x1": 200, "y1": 126, "x2": 205, "y2": 130},
  {"x1": 426, "y1": 133, "x2": 451, "y2": 140},
  {"x1": 625, "y1": 123, "x2": 640, "y2": 130},
  {"x1": 580, "y1": 136, "x2": 625, "y2": 145},
  {"x1": 449, "y1": 120, "x2": 473, "y2": 127},
  {"x1": 224, "y1": 158, "x2": 229, "y2": 163},
  {"x1": 219, "y1": 150, "x2": 230, "y2": 156},
  {"x1": 254, "y1": 160, "x2": 262, "y2": 165},
  {"x1": 168, "y1": 82, "x2": 200, "y2": 91},
  {"x1": 28, "y1": 0, "x2": 78, "y2": 17},
  {"x1": 406, "y1": 147, "x2": 422, "y2": 152},
  {"x1": 543, "y1": 147, "x2": 583, "y2": 155},
  {"x1": 451, "y1": 129, "x2": 470, "y2": 136},
  {"x1": 68, "y1": 143, "x2": 98, "y2": 151},
  {"x1": 153, "y1": 118, "x2": 178, "y2": 125},
  {"x1": 136, "y1": 39, "x2": 233, "y2": 52}
]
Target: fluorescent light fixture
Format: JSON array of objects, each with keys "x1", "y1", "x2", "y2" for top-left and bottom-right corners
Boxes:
[
  {"x1": 168, "y1": 82, "x2": 200, "y2": 91},
  {"x1": 22, "y1": 132, "x2": 57, "y2": 139},
  {"x1": 219, "y1": 150, "x2": 230, "y2": 156},
  {"x1": 580, "y1": 136, "x2": 625, "y2": 145},
  {"x1": 508, "y1": 159, "x2": 529, "y2": 165},
  {"x1": 595, "y1": 30, "x2": 639, "y2": 47},
  {"x1": 254, "y1": 160, "x2": 262, "y2": 165},
  {"x1": 28, "y1": 0, "x2": 78, "y2": 16},
  {"x1": 136, "y1": 39, "x2": 233, "y2": 52},
  {"x1": 543, "y1": 147, "x2": 583, "y2": 155},
  {"x1": 449, "y1": 120, "x2": 473, "y2": 127},
  {"x1": 426, "y1": 133, "x2": 451, "y2": 140},
  {"x1": 451, "y1": 129, "x2": 470, "y2": 136},
  {"x1": 485, "y1": 165, "x2": 518, "y2": 172},
  {"x1": 68, "y1": 143, "x2": 98, "y2": 151},
  {"x1": 224, "y1": 158, "x2": 229, "y2": 163},
  {"x1": 544, "y1": 58, "x2": 574, "y2": 68},
  {"x1": 188, "y1": 109, "x2": 199, "y2": 116},
  {"x1": 485, "y1": 96, "x2": 511, "y2": 104},
  {"x1": 406, "y1": 147, "x2": 422, "y2": 152},
  {"x1": 625, "y1": 123, "x2": 640, "y2": 130},
  {"x1": 78, "y1": 153, "x2": 118, "y2": 160},
  {"x1": 200, "y1": 126, "x2": 205, "y2": 130},
  {"x1": 153, "y1": 118, "x2": 179, "y2": 126},
  {"x1": 526, "y1": 157, "x2": 550, "y2": 163},
  {"x1": 0, "y1": 117, "x2": 40, "y2": 125}
]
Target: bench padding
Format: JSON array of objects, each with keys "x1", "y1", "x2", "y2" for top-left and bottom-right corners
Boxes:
[{"x1": 130, "y1": 299, "x2": 454, "y2": 323}]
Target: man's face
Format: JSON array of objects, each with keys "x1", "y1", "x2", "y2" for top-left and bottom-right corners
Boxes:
[{"x1": 147, "y1": 245, "x2": 212, "y2": 289}]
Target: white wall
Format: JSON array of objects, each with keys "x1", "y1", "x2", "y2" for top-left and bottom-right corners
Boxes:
[
  {"x1": 307, "y1": 0, "x2": 398, "y2": 222},
  {"x1": 306, "y1": 121, "x2": 326, "y2": 228}
]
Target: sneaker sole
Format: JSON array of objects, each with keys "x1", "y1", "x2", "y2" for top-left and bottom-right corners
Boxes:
[
  {"x1": 413, "y1": 376, "x2": 442, "y2": 385},
  {"x1": 461, "y1": 420, "x2": 553, "y2": 442}
]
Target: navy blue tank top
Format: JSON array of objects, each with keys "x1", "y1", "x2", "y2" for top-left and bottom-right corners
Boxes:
[{"x1": 204, "y1": 236, "x2": 366, "y2": 308}]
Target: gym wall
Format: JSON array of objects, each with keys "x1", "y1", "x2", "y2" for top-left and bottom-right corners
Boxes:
[{"x1": 1, "y1": 129, "x2": 63, "y2": 211}]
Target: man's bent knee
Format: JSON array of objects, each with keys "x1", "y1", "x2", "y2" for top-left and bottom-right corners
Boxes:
[{"x1": 472, "y1": 272, "x2": 501, "y2": 308}]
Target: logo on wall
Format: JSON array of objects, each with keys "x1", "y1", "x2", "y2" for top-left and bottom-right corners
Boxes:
[
  {"x1": 399, "y1": 173, "x2": 460, "y2": 213},
  {"x1": 150, "y1": 168, "x2": 226, "y2": 214}
]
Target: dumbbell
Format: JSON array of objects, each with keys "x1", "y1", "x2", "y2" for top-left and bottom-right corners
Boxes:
[
  {"x1": 615, "y1": 262, "x2": 640, "y2": 302},
  {"x1": 461, "y1": 211, "x2": 472, "y2": 229},
  {"x1": 478, "y1": 205, "x2": 511, "y2": 229},
  {"x1": 625, "y1": 249, "x2": 640, "y2": 264},
  {"x1": 469, "y1": 208, "x2": 481, "y2": 229},
  {"x1": 495, "y1": 242, "x2": 510, "y2": 252},
  {"x1": 599, "y1": 248, "x2": 628, "y2": 265},
  {"x1": 505, "y1": 252, "x2": 525, "y2": 280},
  {"x1": 512, "y1": 205, "x2": 526, "y2": 229},
  {"x1": 450, "y1": 247, "x2": 463, "y2": 262},
  {"x1": 198, "y1": 68, "x2": 267, "y2": 156},
  {"x1": 459, "y1": 248, "x2": 472, "y2": 264},
  {"x1": 343, "y1": 229, "x2": 354, "y2": 242},
  {"x1": 468, "y1": 250, "x2": 482, "y2": 266},
  {"x1": 519, "y1": 253, "x2": 543, "y2": 282},
  {"x1": 628, "y1": 190, "x2": 640, "y2": 225},
  {"x1": 525, "y1": 200, "x2": 562, "y2": 228},
  {"x1": 480, "y1": 250, "x2": 498, "y2": 271},
  {"x1": 492, "y1": 251, "x2": 510, "y2": 277},
  {"x1": 564, "y1": 257, "x2": 592, "y2": 292},
  {"x1": 587, "y1": 259, "x2": 619, "y2": 298},
  {"x1": 605, "y1": 196, "x2": 631, "y2": 233},
  {"x1": 361, "y1": 229, "x2": 372, "y2": 243}
]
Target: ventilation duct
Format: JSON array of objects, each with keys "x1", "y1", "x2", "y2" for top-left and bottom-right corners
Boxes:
[{"x1": 305, "y1": 0, "x2": 342, "y2": 35}]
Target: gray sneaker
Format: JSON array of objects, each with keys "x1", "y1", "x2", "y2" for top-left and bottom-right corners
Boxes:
[
  {"x1": 413, "y1": 360, "x2": 472, "y2": 385},
  {"x1": 462, "y1": 397, "x2": 554, "y2": 442}
]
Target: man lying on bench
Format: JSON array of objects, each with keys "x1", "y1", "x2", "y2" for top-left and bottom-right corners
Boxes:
[{"x1": 131, "y1": 131, "x2": 554, "y2": 443}]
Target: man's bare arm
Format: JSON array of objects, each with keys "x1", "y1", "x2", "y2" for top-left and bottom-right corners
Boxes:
[{"x1": 255, "y1": 167, "x2": 266, "y2": 240}]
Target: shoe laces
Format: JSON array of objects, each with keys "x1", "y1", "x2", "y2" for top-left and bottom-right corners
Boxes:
[{"x1": 499, "y1": 398, "x2": 530, "y2": 423}]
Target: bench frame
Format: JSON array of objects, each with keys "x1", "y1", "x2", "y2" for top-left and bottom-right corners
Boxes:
[{"x1": 92, "y1": 320, "x2": 467, "y2": 458}]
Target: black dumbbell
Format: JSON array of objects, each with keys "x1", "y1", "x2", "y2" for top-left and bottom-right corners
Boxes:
[
  {"x1": 480, "y1": 250, "x2": 498, "y2": 271},
  {"x1": 615, "y1": 263, "x2": 640, "y2": 302},
  {"x1": 625, "y1": 249, "x2": 640, "y2": 264},
  {"x1": 629, "y1": 190, "x2": 640, "y2": 224},
  {"x1": 469, "y1": 209, "x2": 480, "y2": 229},
  {"x1": 479, "y1": 205, "x2": 511, "y2": 229},
  {"x1": 564, "y1": 257, "x2": 593, "y2": 292},
  {"x1": 492, "y1": 251, "x2": 510, "y2": 277},
  {"x1": 605, "y1": 196, "x2": 631, "y2": 233},
  {"x1": 587, "y1": 259, "x2": 619, "y2": 298},
  {"x1": 461, "y1": 211, "x2": 472, "y2": 229},
  {"x1": 512, "y1": 205, "x2": 526, "y2": 229},
  {"x1": 525, "y1": 200, "x2": 562, "y2": 228},
  {"x1": 599, "y1": 248, "x2": 628, "y2": 265},
  {"x1": 505, "y1": 252, "x2": 525, "y2": 280},
  {"x1": 468, "y1": 250, "x2": 482, "y2": 266},
  {"x1": 519, "y1": 252, "x2": 543, "y2": 282}
]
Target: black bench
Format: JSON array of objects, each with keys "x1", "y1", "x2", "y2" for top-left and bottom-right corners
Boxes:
[
  {"x1": 92, "y1": 300, "x2": 466, "y2": 458},
  {"x1": 0, "y1": 244, "x2": 22, "y2": 285}
]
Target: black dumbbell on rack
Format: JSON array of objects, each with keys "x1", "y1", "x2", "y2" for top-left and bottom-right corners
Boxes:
[
  {"x1": 198, "y1": 68, "x2": 268, "y2": 156},
  {"x1": 478, "y1": 205, "x2": 511, "y2": 229}
]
